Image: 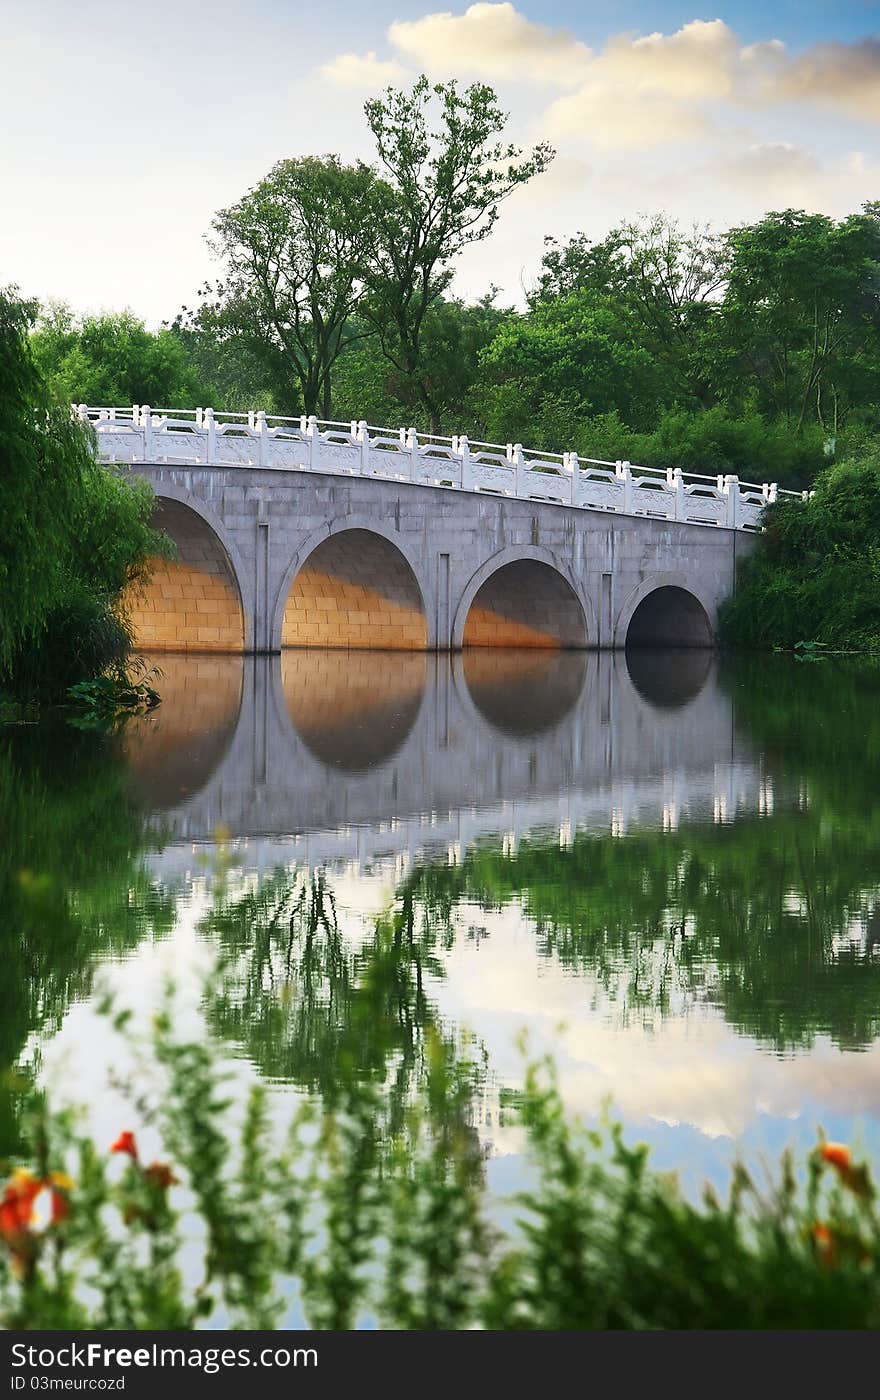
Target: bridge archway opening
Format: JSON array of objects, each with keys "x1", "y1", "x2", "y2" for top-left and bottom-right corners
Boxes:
[
  {"x1": 124, "y1": 498, "x2": 245, "y2": 652},
  {"x1": 462, "y1": 560, "x2": 587, "y2": 649},
  {"x1": 625, "y1": 586, "x2": 713, "y2": 650},
  {"x1": 282, "y1": 529, "x2": 428, "y2": 650}
]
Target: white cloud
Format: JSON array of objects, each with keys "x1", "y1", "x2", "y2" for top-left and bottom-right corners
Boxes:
[
  {"x1": 775, "y1": 37, "x2": 880, "y2": 122},
  {"x1": 544, "y1": 87, "x2": 709, "y2": 150},
  {"x1": 387, "y1": 2, "x2": 592, "y2": 86},
  {"x1": 318, "y1": 50, "x2": 409, "y2": 89}
]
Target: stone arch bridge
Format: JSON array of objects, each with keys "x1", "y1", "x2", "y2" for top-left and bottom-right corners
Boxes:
[{"x1": 83, "y1": 406, "x2": 793, "y2": 653}]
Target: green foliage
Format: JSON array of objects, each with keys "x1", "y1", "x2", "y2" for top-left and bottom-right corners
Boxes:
[
  {"x1": 31, "y1": 305, "x2": 209, "y2": 408},
  {"x1": 0, "y1": 723, "x2": 174, "y2": 1157},
  {"x1": 0, "y1": 289, "x2": 167, "y2": 700},
  {"x1": 201, "y1": 156, "x2": 379, "y2": 418},
  {"x1": 361, "y1": 76, "x2": 553, "y2": 431},
  {"x1": 721, "y1": 450, "x2": 880, "y2": 651},
  {"x1": 66, "y1": 660, "x2": 162, "y2": 730},
  {"x1": 2, "y1": 1007, "x2": 879, "y2": 1330}
]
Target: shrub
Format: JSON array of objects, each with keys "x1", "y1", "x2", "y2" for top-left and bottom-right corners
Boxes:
[{"x1": 721, "y1": 449, "x2": 880, "y2": 652}]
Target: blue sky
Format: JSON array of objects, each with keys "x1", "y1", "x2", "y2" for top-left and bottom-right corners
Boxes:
[{"x1": 3, "y1": 2, "x2": 878, "y2": 324}]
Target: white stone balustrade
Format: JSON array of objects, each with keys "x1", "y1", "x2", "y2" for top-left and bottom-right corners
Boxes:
[{"x1": 76, "y1": 404, "x2": 802, "y2": 532}]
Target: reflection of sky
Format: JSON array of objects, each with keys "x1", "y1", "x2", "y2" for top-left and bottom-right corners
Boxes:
[{"x1": 36, "y1": 851, "x2": 880, "y2": 1207}]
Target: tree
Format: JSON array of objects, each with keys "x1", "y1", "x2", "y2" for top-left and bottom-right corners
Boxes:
[
  {"x1": 1, "y1": 288, "x2": 164, "y2": 697},
  {"x1": 330, "y1": 293, "x2": 511, "y2": 431},
  {"x1": 202, "y1": 156, "x2": 378, "y2": 418},
  {"x1": 362, "y1": 77, "x2": 553, "y2": 433},
  {"x1": 718, "y1": 206, "x2": 880, "y2": 434},
  {"x1": 533, "y1": 216, "x2": 725, "y2": 410},
  {"x1": 31, "y1": 306, "x2": 207, "y2": 408}
]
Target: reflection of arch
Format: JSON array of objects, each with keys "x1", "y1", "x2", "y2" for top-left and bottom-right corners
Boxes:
[
  {"x1": 616, "y1": 575, "x2": 715, "y2": 649},
  {"x1": 462, "y1": 650, "x2": 587, "y2": 737},
  {"x1": 124, "y1": 490, "x2": 248, "y2": 651},
  {"x1": 123, "y1": 653, "x2": 244, "y2": 808},
  {"x1": 452, "y1": 546, "x2": 592, "y2": 650},
  {"x1": 625, "y1": 648, "x2": 713, "y2": 709},
  {"x1": 282, "y1": 650, "x2": 427, "y2": 771},
  {"x1": 273, "y1": 522, "x2": 432, "y2": 651}
]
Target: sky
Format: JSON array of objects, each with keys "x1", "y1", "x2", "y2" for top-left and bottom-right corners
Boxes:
[{"x1": 2, "y1": 0, "x2": 879, "y2": 325}]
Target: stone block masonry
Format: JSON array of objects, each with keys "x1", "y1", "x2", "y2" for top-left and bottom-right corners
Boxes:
[{"x1": 117, "y1": 462, "x2": 755, "y2": 655}]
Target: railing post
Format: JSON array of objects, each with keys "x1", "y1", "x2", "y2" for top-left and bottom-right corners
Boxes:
[
  {"x1": 618, "y1": 461, "x2": 634, "y2": 514},
  {"x1": 256, "y1": 410, "x2": 269, "y2": 467},
  {"x1": 407, "y1": 427, "x2": 419, "y2": 481},
  {"x1": 564, "y1": 451, "x2": 577, "y2": 505},
  {"x1": 459, "y1": 434, "x2": 473, "y2": 491},
  {"x1": 141, "y1": 405, "x2": 153, "y2": 461},
  {"x1": 307, "y1": 415, "x2": 319, "y2": 471},
  {"x1": 357, "y1": 420, "x2": 371, "y2": 476},
  {"x1": 513, "y1": 443, "x2": 526, "y2": 497},
  {"x1": 77, "y1": 403, "x2": 88, "y2": 423},
  {"x1": 724, "y1": 474, "x2": 740, "y2": 529},
  {"x1": 131, "y1": 404, "x2": 139, "y2": 425},
  {"x1": 767, "y1": 483, "x2": 778, "y2": 504},
  {"x1": 203, "y1": 407, "x2": 215, "y2": 465},
  {"x1": 669, "y1": 466, "x2": 685, "y2": 521}
]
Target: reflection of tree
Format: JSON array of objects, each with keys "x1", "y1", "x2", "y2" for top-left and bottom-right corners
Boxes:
[
  {"x1": 0, "y1": 726, "x2": 175, "y2": 1155},
  {"x1": 203, "y1": 869, "x2": 483, "y2": 1138},
  {"x1": 417, "y1": 817, "x2": 880, "y2": 1052}
]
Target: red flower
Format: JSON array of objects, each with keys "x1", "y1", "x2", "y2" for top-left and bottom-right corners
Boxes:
[
  {"x1": 0, "y1": 1172, "x2": 41, "y2": 1244},
  {"x1": 818, "y1": 1142, "x2": 874, "y2": 1199},
  {"x1": 111, "y1": 1131, "x2": 139, "y2": 1160}
]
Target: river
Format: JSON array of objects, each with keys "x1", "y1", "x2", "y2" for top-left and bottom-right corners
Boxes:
[{"x1": 3, "y1": 647, "x2": 880, "y2": 1205}]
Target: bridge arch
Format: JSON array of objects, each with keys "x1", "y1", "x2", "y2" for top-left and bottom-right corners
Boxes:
[
  {"x1": 124, "y1": 487, "x2": 251, "y2": 651},
  {"x1": 273, "y1": 521, "x2": 433, "y2": 651},
  {"x1": 452, "y1": 545, "x2": 592, "y2": 650},
  {"x1": 615, "y1": 574, "x2": 715, "y2": 650}
]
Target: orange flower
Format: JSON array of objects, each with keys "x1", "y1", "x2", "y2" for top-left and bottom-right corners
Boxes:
[
  {"x1": 0, "y1": 1171, "x2": 41, "y2": 1243},
  {"x1": 821, "y1": 1143, "x2": 852, "y2": 1172},
  {"x1": 143, "y1": 1162, "x2": 178, "y2": 1191},
  {"x1": 812, "y1": 1222, "x2": 837, "y2": 1267},
  {"x1": 111, "y1": 1131, "x2": 139, "y2": 1160},
  {"x1": 818, "y1": 1142, "x2": 874, "y2": 1199}
]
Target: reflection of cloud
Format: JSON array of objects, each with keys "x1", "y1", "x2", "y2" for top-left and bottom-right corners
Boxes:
[{"x1": 436, "y1": 903, "x2": 880, "y2": 1143}]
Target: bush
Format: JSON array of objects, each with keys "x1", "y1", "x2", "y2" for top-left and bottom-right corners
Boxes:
[{"x1": 721, "y1": 450, "x2": 880, "y2": 652}]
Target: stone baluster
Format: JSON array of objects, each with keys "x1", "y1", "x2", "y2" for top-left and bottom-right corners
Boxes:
[
  {"x1": 563, "y1": 451, "x2": 577, "y2": 505},
  {"x1": 617, "y1": 461, "x2": 634, "y2": 514},
  {"x1": 357, "y1": 420, "x2": 371, "y2": 476},
  {"x1": 668, "y1": 466, "x2": 685, "y2": 521},
  {"x1": 306, "y1": 415, "x2": 319, "y2": 470},
  {"x1": 459, "y1": 434, "x2": 473, "y2": 490},
  {"x1": 723, "y1": 474, "x2": 741, "y2": 529},
  {"x1": 407, "y1": 427, "x2": 419, "y2": 481},
  {"x1": 256, "y1": 410, "x2": 269, "y2": 467},
  {"x1": 141, "y1": 405, "x2": 153, "y2": 461},
  {"x1": 203, "y1": 407, "x2": 215, "y2": 465},
  {"x1": 513, "y1": 443, "x2": 526, "y2": 497}
]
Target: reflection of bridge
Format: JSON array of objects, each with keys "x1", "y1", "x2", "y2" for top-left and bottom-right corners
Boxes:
[
  {"x1": 82, "y1": 406, "x2": 780, "y2": 656},
  {"x1": 127, "y1": 651, "x2": 769, "y2": 873}
]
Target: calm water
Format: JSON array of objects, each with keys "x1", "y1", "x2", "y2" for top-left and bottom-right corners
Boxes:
[{"x1": 4, "y1": 648, "x2": 880, "y2": 1200}]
